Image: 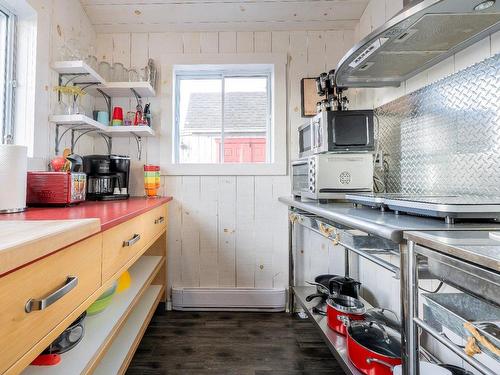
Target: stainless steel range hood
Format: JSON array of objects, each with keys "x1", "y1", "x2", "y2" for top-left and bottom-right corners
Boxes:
[{"x1": 335, "y1": 0, "x2": 500, "y2": 88}]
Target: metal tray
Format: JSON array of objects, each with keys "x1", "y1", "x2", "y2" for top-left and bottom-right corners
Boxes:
[
  {"x1": 423, "y1": 293, "x2": 500, "y2": 360},
  {"x1": 416, "y1": 244, "x2": 500, "y2": 306}
]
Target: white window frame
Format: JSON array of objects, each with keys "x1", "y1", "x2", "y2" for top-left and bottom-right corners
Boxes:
[
  {"x1": 160, "y1": 53, "x2": 287, "y2": 176},
  {"x1": 0, "y1": 2, "x2": 16, "y2": 144}
]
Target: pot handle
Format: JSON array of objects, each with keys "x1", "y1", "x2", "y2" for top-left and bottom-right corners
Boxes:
[
  {"x1": 306, "y1": 281, "x2": 330, "y2": 295},
  {"x1": 328, "y1": 278, "x2": 341, "y2": 294},
  {"x1": 368, "y1": 307, "x2": 400, "y2": 322},
  {"x1": 366, "y1": 357, "x2": 395, "y2": 370},
  {"x1": 338, "y1": 315, "x2": 350, "y2": 327},
  {"x1": 312, "y1": 307, "x2": 327, "y2": 316}
]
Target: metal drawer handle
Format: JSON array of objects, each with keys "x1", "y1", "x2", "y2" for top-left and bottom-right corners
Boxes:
[
  {"x1": 154, "y1": 216, "x2": 165, "y2": 224},
  {"x1": 25, "y1": 276, "x2": 78, "y2": 313},
  {"x1": 123, "y1": 233, "x2": 141, "y2": 247}
]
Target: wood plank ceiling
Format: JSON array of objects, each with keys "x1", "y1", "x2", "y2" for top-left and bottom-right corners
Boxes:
[{"x1": 80, "y1": 0, "x2": 369, "y2": 33}]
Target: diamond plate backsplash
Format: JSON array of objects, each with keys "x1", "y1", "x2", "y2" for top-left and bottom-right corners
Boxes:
[{"x1": 375, "y1": 53, "x2": 500, "y2": 195}]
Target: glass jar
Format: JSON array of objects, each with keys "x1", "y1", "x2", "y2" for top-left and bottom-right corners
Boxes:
[{"x1": 112, "y1": 62, "x2": 125, "y2": 82}]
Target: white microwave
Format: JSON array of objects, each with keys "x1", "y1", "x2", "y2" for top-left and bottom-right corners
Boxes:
[{"x1": 292, "y1": 153, "x2": 373, "y2": 200}]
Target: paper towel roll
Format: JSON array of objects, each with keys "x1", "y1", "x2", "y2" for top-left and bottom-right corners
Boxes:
[{"x1": 0, "y1": 144, "x2": 27, "y2": 213}]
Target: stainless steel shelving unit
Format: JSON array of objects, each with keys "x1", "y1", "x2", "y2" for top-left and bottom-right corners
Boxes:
[
  {"x1": 405, "y1": 231, "x2": 500, "y2": 375},
  {"x1": 282, "y1": 197, "x2": 500, "y2": 375}
]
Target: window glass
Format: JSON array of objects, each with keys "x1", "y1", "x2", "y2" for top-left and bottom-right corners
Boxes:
[
  {"x1": 178, "y1": 78, "x2": 222, "y2": 163},
  {"x1": 0, "y1": 10, "x2": 7, "y2": 143},
  {"x1": 223, "y1": 77, "x2": 268, "y2": 163},
  {"x1": 175, "y1": 67, "x2": 271, "y2": 164}
]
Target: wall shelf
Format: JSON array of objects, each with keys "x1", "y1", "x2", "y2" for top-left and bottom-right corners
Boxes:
[
  {"x1": 51, "y1": 61, "x2": 105, "y2": 84},
  {"x1": 49, "y1": 114, "x2": 108, "y2": 133},
  {"x1": 87, "y1": 81, "x2": 155, "y2": 98},
  {"x1": 52, "y1": 61, "x2": 155, "y2": 98},
  {"x1": 22, "y1": 256, "x2": 164, "y2": 375},
  {"x1": 49, "y1": 115, "x2": 155, "y2": 137},
  {"x1": 107, "y1": 125, "x2": 155, "y2": 138}
]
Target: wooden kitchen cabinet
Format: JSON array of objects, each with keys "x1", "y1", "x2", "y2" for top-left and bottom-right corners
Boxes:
[
  {"x1": 0, "y1": 199, "x2": 170, "y2": 375},
  {"x1": 102, "y1": 214, "x2": 147, "y2": 281},
  {"x1": 0, "y1": 235, "x2": 102, "y2": 374}
]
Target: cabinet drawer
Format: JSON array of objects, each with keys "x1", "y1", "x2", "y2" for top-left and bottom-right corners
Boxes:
[
  {"x1": 0, "y1": 235, "x2": 101, "y2": 374},
  {"x1": 143, "y1": 204, "x2": 167, "y2": 245},
  {"x1": 102, "y1": 215, "x2": 146, "y2": 281}
]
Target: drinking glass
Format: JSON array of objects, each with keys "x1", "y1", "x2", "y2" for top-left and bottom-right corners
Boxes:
[
  {"x1": 128, "y1": 68, "x2": 139, "y2": 82},
  {"x1": 98, "y1": 61, "x2": 111, "y2": 81},
  {"x1": 112, "y1": 62, "x2": 125, "y2": 82},
  {"x1": 139, "y1": 67, "x2": 149, "y2": 82}
]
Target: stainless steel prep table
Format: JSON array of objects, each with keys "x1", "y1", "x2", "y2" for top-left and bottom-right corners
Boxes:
[
  {"x1": 280, "y1": 196, "x2": 500, "y2": 375},
  {"x1": 279, "y1": 197, "x2": 500, "y2": 243}
]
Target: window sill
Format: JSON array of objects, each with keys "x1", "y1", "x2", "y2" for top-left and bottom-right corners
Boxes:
[{"x1": 160, "y1": 162, "x2": 287, "y2": 176}]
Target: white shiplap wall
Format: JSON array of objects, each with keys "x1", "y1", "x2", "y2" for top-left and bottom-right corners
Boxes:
[
  {"x1": 27, "y1": 0, "x2": 97, "y2": 166},
  {"x1": 93, "y1": 30, "x2": 355, "y2": 296}
]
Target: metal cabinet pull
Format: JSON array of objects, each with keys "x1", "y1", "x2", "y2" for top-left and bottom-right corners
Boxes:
[
  {"x1": 123, "y1": 233, "x2": 141, "y2": 247},
  {"x1": 25, "y1": 276, "x2": 78, "y2": 313},
  {"x1": 154, "y1": 216, "x2": 164, "y2": 224}
]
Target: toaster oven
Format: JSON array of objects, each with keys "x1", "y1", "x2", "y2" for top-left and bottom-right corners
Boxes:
[
  {"x1": 292, "y1": 153, "x2": 373, "y2": 200},
  {"x1": 27, "y1": 172, "x2": 86, "y2": 206}
]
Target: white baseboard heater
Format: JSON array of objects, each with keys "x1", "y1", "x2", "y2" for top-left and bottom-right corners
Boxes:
[{"x1": 171, "y1": 287, "x2": 286, "y2": 312}]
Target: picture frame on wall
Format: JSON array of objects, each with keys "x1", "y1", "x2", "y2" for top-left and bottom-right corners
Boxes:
[{"x1": 301, "y1": 78, "x2": 324, "y2": 117}]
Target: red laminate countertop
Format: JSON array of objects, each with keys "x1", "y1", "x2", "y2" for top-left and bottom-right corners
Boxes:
[{"x1": 0, "y1": 196, "x2": 173, "y2": 231}]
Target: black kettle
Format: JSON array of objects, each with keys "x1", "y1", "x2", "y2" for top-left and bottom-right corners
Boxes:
[{"x1": 328, "y1": 276, "x2": 361, "y2": 299}]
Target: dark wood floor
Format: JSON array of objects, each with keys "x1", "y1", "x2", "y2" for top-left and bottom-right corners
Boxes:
[{"x1": 126, "y1": 306, "x2": 344, "y2": 375}]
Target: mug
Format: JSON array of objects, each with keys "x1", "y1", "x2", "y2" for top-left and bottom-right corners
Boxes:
[{"x1": 97, "y1": 111, "x2": 109, "y2": 125}]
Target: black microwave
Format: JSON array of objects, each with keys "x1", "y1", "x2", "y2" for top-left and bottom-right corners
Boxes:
[{"x1": 311, "y1": 110, "x2": 374, "y2": 154}]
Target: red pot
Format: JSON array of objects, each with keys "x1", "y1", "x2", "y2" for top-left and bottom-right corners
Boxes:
[
  {"x1": 326, "y1": 295, "x2": 365, "y2": 335},
  {"x1": 345, "y1": 320, "x2": 402, "y2": 375}
]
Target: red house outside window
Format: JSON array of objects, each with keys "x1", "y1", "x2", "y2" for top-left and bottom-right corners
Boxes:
[{"x1": 215, "y1": 138, "x2": 266, "y2": 163}]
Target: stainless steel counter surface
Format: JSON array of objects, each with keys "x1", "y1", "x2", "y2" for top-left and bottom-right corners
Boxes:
[
  {"x1": 404, "y1": 230, "x2": 500, "y2": 271},
  {"x1": 279, "y1": 196, "x2": 500, "y2": 243}
]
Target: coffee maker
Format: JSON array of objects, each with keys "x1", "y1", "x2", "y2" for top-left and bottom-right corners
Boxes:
[{"x1": 83, "y1": 155, "x2": 130, "y2": 201}]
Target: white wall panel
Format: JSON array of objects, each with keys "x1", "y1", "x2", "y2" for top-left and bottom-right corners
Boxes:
[
  {"x1": 254, "y1": 31, "x2": 272, "y2": 53},
  {"x1": 92, "y1": 28, "x2": 351, "y2": 299},
  {"x1": 236, "y1": 31, "x2": 254, "y2": 53},
  {"x1": 182, "y1": 33, "x2": 201, "y2": 54},
  {"x1": 200, "y1": 32, "x2": 219, "y2": 53},
  {"x1": 219, "y1": 31, "x2": 237, "y2": 53}
]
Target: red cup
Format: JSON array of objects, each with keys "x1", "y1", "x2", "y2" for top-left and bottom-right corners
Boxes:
[{"x1": 112, "y1": 106, "x2": 124, "y2": 121}]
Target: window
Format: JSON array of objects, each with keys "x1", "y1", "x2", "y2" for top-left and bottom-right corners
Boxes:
[
  {"x1": 175, "y1": 67, "x2": 272, "y2": 164},
  {"x1": 163, "y1": 53, "x2": 287, "y2": 175},
  {"x1": 0, "y1": 3, "x2": 16, "y2": 144}
]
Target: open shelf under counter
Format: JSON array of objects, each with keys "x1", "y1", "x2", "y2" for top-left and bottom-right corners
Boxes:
[
  {"x1": 293, "y1": 286, "x2": 372, "y2": 375},
  {"x1": 86, "y1": 81, "x2": 155, "y2": 98},
  {"x1": 93, "y1": 285, "x2": 163, "y2": 375},
  {"x1": 22, "y1": 255, "x2": 164, "y2": 375},
  {"x1": 51, "y1": 61, "x2": 105, "y2": 84}
]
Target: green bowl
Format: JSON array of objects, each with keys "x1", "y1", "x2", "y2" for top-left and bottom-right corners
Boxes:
[{"x1": 86, "y1": 281, "x2": 117, "y2": 316}]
